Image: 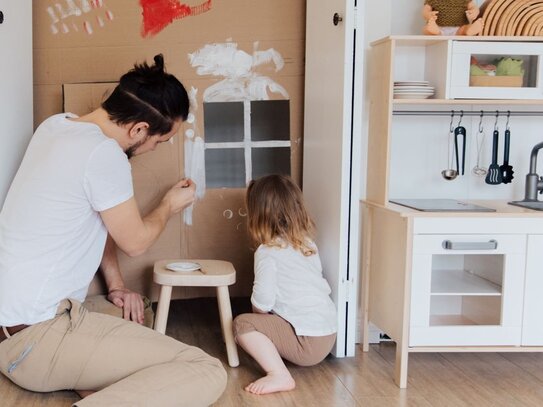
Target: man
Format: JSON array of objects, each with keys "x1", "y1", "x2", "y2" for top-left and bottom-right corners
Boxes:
[{"x1": 0, "y1": 55, "x2": 227, "y2": 406}]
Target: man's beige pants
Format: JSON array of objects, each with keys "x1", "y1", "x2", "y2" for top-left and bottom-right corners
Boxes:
[{"x1": 0, "y1": 299, "x2": 227, "y2": 407}]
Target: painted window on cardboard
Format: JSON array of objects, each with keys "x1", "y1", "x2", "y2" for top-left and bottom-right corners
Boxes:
[
  {"x1": 204, "y1": 100, "x2": 290, "y2": 188},
  {"x1": 182, "y1": 41, "x2": 291, "y2": 223}
]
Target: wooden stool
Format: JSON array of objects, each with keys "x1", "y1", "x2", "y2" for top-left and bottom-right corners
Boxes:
[{"x1": 153, "y1": 259, "x2": 239, "y2": 367}]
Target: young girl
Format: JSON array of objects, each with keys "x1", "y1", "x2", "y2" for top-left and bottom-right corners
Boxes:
[{"x1": 233, "y1": 174, "x2": 337, "y2": 395}]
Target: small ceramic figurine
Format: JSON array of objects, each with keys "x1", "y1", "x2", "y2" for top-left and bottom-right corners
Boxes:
[{"x1": 423, "y1": 0, "x2": 484, "y2": 36}]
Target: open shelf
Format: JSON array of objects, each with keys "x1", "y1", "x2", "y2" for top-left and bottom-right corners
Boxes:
[
  {"x1": 431, "y1": 269, "x2": 502, "y2": 296},
  {"x1": 430, "y1": 314, "x2": 478, "y2": 326}
]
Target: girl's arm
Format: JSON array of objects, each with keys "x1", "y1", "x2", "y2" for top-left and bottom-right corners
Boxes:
[{"x1": 250, "y1": 251, "x2": 278, "y2": 313}]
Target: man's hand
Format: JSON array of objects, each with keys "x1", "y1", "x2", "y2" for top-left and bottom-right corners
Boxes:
[
  {"x1": 162, "y1": 178, "x2": 196, "y2": 215},
  {"x1": 107, "y1": 288, "x2": 145, "y2": 324}
]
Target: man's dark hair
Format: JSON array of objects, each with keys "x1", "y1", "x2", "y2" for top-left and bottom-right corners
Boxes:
[{"x1": 102, "y1": 54, "x2": 189, "y2": 136}]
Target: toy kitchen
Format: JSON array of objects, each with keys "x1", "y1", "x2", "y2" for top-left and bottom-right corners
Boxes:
[{"x1": 361, "y1": 36, "x2": 543, "y2": 389}]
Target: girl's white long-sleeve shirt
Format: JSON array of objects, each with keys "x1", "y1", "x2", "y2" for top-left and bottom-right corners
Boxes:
[{"x1": 250, "y1": 243, "x2": 337, "y2": 337}]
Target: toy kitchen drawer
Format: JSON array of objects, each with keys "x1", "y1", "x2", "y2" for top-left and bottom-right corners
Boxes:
[{"x1": 449, "y1": 41, "x2": 543, "y2": 100}]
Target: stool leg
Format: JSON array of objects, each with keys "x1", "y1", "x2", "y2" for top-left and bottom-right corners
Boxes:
[
  {"x1": 216, "y1": 286, "x2": 239, "y2": 367},
  {"x1": 154, "y1": 285, "x2": 173, "y2": 334}
]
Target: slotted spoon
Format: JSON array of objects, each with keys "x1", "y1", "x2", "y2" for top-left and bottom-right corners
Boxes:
[
  {"x1": 500, "y1": 128, "x2": 514, "y2": 184},
  {"x1": 485, "y1": 129, "x2": 503, "y2": 185}
]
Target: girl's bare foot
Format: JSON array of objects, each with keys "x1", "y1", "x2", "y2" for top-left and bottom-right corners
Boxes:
[{"x1": 244, "y1": 372, "x2": 295, "y2": 395}]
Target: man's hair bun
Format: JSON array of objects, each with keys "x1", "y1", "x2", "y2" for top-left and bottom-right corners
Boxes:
[{"x1": 153, "y1": 54, "x2": 165, "y2": 73}]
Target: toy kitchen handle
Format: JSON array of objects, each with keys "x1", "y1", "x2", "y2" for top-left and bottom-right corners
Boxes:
[
  {"x1": 442, "y1": 240, "x2": 498, "y2": 250},
  {"x1": 0, "y1": 10, "x2": 4, "y2": 25},
  {"x1": 333, "y1": 13, "x2": 343, "y2": 26}
]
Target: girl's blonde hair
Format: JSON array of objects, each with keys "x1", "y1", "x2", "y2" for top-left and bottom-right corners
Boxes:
[{"x1": 246, "y1": 174, "x2": 316, "y2": 256}]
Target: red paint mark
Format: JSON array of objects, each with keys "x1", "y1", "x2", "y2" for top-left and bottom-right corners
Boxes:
[{"x1": 140, "y1": 0, "x2": 212, "y2": 37}]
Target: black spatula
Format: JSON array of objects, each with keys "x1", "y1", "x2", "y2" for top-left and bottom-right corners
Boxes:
[
  {"x1": 485, "y1": 129, "x2": 503, "y2": 185},
  {"x1": 500, "y1": 129, "x2": 514, "y2": 184}
]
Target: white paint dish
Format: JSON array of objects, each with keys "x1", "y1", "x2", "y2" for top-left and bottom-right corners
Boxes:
[{"x1": 166, "y1": 262, "x2": 201, "y2": 272}]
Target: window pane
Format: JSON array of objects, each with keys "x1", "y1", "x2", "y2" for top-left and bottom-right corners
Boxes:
[
  {"x1": 204, "y1": 102, "x2": 244, "y2": 142},
  {"x1": 251, "y1": 147, "x2": 291, "y2": 179},
  {"x1": 205, "y1": 148, "x2": 246, "y2": 188},
  {"x1": 251, "y1": 100, "x2": 290, "y2": 141}
]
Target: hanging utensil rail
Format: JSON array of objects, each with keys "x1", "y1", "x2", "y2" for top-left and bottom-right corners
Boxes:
[{"x1": 393, "y1": 110, "x2": 543, "y2": 117}]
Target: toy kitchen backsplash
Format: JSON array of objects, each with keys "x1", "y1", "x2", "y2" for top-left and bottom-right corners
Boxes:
[{"x1": 389, "y1": 40, "x2": 543, "y2": 212}]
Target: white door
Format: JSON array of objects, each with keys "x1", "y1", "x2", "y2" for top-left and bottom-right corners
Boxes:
[
  {"x1": 303, "y1": 0, "x2": 362, "y2": 357},
  {"x1": 0, "y1": 0, "x2": 33, "y2": 207}
]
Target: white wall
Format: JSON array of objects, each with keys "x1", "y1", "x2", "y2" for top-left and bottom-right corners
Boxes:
[
  {"x1": 391, "y1": 0, "x2": 422, "y2": 36},
  {"x1": 0, "y1": 0, "x2": 33, "y2": 208}
]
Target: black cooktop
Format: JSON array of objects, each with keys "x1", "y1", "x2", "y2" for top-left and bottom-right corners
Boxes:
[{"x1": 389, "y1": 199, "x2": 496, "y2": 212}]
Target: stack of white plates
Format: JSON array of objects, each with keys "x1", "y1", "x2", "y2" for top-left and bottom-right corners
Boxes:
[{"x1": 394, "y1": 81, "x2": 435, "y2": 99}]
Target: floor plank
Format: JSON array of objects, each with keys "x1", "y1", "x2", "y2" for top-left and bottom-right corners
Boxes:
[{"x1": 3, "y1": 298, "x2": 543, "y2": 406}]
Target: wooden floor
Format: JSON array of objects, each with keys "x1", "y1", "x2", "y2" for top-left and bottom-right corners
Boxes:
[{"x1": 2, "y1": 298, "x2": 543, "y2": 406}]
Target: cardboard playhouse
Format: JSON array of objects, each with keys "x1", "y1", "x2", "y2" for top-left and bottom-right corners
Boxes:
[{"x1": 33, "y1": 0, "x2": 305, "y2": 301}]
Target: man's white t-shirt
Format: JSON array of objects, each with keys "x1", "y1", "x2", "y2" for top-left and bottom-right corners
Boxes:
[
  {"x1": 250, "y1": 242, "x2": 337, "y2": 337},
  {"x1": 0, "y1": 114, "x2": 133, "y2": 326}
]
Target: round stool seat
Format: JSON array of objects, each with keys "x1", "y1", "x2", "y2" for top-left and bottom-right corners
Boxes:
[{"x1": 154, "y1": 259, "x2": 236, "y2": 287}]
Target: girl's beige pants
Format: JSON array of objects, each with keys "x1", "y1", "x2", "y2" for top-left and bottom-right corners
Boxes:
[{"x1": 233, "y1": 312, "x2": 336, "y2": 366}]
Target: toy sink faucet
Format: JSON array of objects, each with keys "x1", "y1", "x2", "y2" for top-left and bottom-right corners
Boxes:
[{"x1": 509, "y1": 141, "x2": 543, "y2": 211}]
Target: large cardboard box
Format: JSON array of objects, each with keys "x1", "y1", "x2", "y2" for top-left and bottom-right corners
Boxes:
[{"x1": 34, "y1": 0, "x2": 305, "y2": 300}]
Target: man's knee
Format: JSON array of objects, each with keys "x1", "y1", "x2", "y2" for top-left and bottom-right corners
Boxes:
[{"x1": 189, "y1": 352, "x2": 227, "y2": 402}]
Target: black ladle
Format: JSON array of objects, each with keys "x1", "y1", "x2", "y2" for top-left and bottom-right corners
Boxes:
[{"x1": 454, "y1": 125, "x2": 467, "y2": 175}]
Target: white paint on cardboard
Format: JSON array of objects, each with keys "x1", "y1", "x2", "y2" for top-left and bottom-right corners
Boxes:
[
  {"x1": 188, "y1": 41, "x2": 289, "y2": 102},
  {"x1": 46, "y1": 0, "x2": 112, "y2": 35}
]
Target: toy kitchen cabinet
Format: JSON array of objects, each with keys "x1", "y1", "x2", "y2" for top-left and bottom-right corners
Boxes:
[
  {"x1": 0, "y1": 0, "x2": 33, "y2": 206},
  {"x1": 361, "y1": 36, "x2": 543, "y2": 388}
]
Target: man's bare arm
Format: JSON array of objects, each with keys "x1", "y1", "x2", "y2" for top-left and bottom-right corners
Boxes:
[
  {"x1": 99, "y1": 234, "x2": 145, "y2": 324},
  {"x1": 100, "y1": 179, "x2": 195, "y2": 257}
]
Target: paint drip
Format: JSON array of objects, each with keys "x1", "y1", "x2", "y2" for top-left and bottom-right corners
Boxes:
[{"x1": 183, "y1": 136, "x2": 206, "y2": 225}]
